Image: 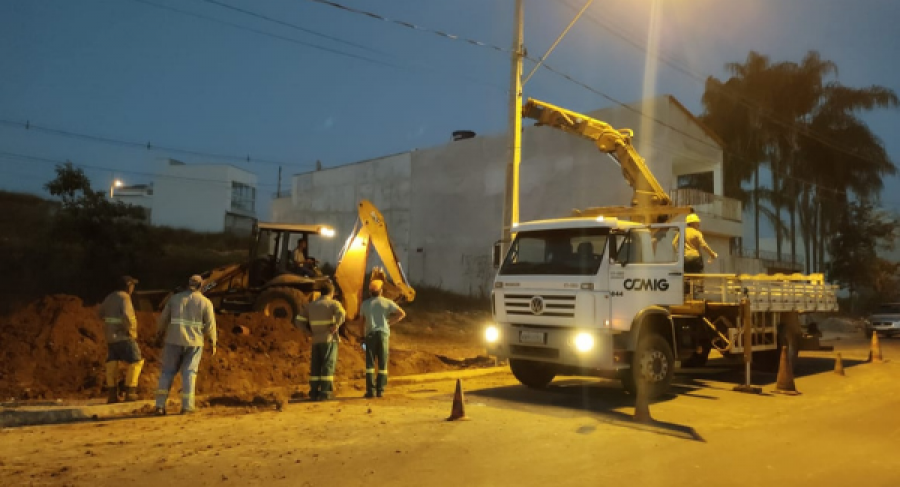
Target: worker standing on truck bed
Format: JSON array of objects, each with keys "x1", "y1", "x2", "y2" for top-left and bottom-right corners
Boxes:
[
  {"x1": 99, "y1": 275, "x2": 144, "y2": 403},
  {"x1": 675, "y1": 213, "x2": 718, "y2": 273},
  {"x1": 360, "y1": 280, "x2": 406, "y2": 398},
  {"x1": 294, "y1": 281, "x2": 346, "y2": 401},
  {"x1": 154, "y1": 275, "x2": 217, "y2": 415}
]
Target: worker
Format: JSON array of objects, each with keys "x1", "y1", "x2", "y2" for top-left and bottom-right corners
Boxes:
[
  {"x1": 674, "y1": 213, "x2": 718, "y2": 273},
  {"x1": 98, "y1": 275, "x2": 144, "y2": 403},
  {"x1": 360, "y1": 279, "x2": 406, "y2": 398},
  {"x1": 294, "y1": 281, "x2": 346, "y2": 401},
  {"x1": 154, "y1": 275, "x2": 217, "y2": 415},
  {"x1": 293, "y1": 239, "x2": 308, "y2": 269}
]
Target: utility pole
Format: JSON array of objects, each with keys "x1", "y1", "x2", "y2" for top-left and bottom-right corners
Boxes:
[
  {"x1": 277, "y1": 166, "x2": 282, "y2": 198},
  {"x1": 500, "y1": 0, "x2": 524, "y2": 257}
]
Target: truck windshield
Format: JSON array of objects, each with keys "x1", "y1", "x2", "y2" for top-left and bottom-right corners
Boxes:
[{"x1": 500, "y1": 228, "x2": 609, "y2": 276}]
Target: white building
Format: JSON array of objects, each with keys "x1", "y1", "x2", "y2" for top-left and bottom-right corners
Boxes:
[
  {"x1": 272, "y1": 95, "x2": 768, "y2": 296},
  {"x1": 112, "y1": 158, "x2": 257, "y2": 234}
]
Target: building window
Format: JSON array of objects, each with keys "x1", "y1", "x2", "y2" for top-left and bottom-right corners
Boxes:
[
  {"x1": 231, "y1": 182, "x2": 256, "y2": 214},
  {"x1": 677, "y1": 171, "x2": 714, "y2": 193}
]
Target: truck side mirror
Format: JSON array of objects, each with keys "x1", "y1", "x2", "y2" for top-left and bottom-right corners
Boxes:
[{"x1": 492, "y1": 241, "x2": 503, "y2": 269}]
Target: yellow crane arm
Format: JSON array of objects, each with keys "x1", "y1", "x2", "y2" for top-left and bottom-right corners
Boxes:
[
  {"x1": 333, "y1": 200, "x2": 416, "y2": 320},
  {"x1": 522, "y1": 98, "x2": 677, "y2": 221}
]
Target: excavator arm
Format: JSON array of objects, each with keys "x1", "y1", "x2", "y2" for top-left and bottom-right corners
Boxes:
[
  {"x1": 522, "y1": 98, "x2": 689, "y2": 223},
  {"x1": 333, "y1": 200, "x2": 416, "y2": 320}
]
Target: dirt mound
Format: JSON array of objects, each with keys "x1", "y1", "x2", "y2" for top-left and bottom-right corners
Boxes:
[{"x1": 0, "y1": 295, "x2": 478, "y2": 401}]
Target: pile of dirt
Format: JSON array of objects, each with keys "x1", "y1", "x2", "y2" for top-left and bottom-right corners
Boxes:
[{"x1": 0, "y1": 295, "x2": 486, "y2": 401}]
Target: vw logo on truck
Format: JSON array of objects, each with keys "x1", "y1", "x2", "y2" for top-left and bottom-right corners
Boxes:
[{"x1": 530, "y1": 296, "x2": 545, "y2": 315}]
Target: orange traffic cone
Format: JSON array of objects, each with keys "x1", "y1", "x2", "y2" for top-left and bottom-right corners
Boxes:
[
  {"x1": 633, "y1": 378, "x2": 653, "y2": 424},
  {"x1": 773, "y1": 346, "x2": 800, "y2": 395},
  {"x1": 834, "y1": 352, "x2": 845, "y2": 376},
  {"x1": 446, "y1": 379, "x2": 470, "y2": 421},
  {"x1": 870, "y1": 332, "x2": 883, "y2": 363}
]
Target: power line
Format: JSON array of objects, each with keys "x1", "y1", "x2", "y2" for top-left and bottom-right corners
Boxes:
[
  {"x1": 557, "y1": 0, "x2": 897, "y2": 179},
  {"x1": 0, "y1": 118, "x2": 312, "y2": 169},
  {"x1": 0, "y1": 150, "x2": 279, "y2": 188},
  {"x1": 304, "y1": 0, "x2": 516, "y2": 56},
  {"x1": 131, "y1": 0, "x2": 507, "y2": 92},
  {"x1": 131, "y1": 0, "x2": 406, "y2": 71},
  {"x1": 195, "y1": 0, "x2": 380, "y2": 55},
  {"x1": 300, "y1": 0, "x2": 731, "y2": 151}
]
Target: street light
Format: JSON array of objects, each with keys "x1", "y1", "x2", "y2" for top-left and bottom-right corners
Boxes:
[{"x1": 110, "y1": 179, "x2": 124, "y2": 198}]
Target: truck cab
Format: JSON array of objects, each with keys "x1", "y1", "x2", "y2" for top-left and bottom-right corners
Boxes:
[{"x1": 487, "y1": 217, "x2": 687, "y2": 398}]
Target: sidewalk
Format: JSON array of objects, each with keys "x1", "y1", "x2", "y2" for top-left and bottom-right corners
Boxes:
[
  {"x1": 1, "y1": 366, "x2": 509, "y2": 428},
  {"x1": 1, "y1": 400, "x2": 154, "y2": 428}
]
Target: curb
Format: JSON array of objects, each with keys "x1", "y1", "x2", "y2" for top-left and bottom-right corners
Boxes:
[{"x1": 1, "y1": 400, "x2": 154, "y2": 428}]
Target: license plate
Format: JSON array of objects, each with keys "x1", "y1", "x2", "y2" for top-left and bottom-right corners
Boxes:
[{"x1": 519, "y1": 330, "x2": 546, "y2": 344}]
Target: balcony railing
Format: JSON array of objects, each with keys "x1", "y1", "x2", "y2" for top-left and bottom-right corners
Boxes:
[
  {"x1": 734, "y1": 247, "x2": 804, "y2": 272},
  {"x1": 669, "y1": 188, "x2": 742, "y2": 222}
]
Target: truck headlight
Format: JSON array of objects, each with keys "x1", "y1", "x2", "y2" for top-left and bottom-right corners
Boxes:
[
  {"x1": 485, "y1": 325, "x2": 500, "y2": 344},
  {"x1": 574, "y1": 332, "x2": 594, "y2": 352}
]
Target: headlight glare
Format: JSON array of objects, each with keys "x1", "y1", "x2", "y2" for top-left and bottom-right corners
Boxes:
[
  {"x1": 574, "y1": 332, "x2": 594, "y2": 352},
  {"x1": 485, "y1": 325, "x2": 500, "y2": 343}
]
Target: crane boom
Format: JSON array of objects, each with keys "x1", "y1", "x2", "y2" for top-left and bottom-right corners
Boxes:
[
  {"x1": 522, "y1": 98, "x2": 689, "y2": 223},
  {"x1": 333, "y1": 200, "x2": 415, "y2": 320}
]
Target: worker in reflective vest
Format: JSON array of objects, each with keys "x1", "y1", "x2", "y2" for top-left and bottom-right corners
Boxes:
[
  {"x1": 295, "y1": 281, "x2": 346, "y2": 401},
  {"x1": 98, "y1": 275, "x2": 144, "y2": 403},
  {"x1": 154, "y1": 274, "x2": 217, "y2": 415},
  {"x1": 360, "y1": 280, "x2": 406, "y2": 398}
]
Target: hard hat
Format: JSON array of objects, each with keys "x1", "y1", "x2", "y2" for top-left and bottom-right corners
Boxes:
[
  {"x1": 686, "y1": 213, "x2": 701, "y2": 224},
  {"x1": 369, "y1": 280, "x2": 384, "y2": 292},
  {"x1": 188, "y1": 274, "x2": 203, "y2": 289}
]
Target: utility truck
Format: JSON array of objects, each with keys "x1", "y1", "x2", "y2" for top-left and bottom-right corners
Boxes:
[{"x1": 485, "y1": 99, "x2": 838, "y2": 398}]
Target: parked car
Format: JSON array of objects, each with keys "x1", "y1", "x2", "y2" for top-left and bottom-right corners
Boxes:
[{"x1": 865, "y1": 303, "x2": 900, "y2": 337}]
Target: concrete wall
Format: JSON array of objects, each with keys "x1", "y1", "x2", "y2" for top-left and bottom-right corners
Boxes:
[
  {"x1": 274, "y1": 96, "x2": 746, "y2": 296},
  {"x1": 408, "y1": 136, "x2": 506, "y2": 297},
  {"x1": 271, "y1": 153, "x2": 412, "y2": 271},
  {"x1": 152, "y1": 159, "x2": 257, "y2": 233}
]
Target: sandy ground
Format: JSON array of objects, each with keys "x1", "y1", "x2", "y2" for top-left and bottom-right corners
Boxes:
[
  {"x1": 0, "y1": 296, "x2": 492, "y2": 402},
  {"x1": 2, "y1": 332, "x2": 899, "y2": 487}
]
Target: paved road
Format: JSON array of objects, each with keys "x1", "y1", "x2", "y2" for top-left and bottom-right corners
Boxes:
[{"x1": 2, "y1": 333, "x2": 898, "y2": 487}]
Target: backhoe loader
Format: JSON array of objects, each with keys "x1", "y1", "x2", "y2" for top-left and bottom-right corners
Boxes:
[{"x1": 135, "y1": 200, "x2": 414, "y2": 337}]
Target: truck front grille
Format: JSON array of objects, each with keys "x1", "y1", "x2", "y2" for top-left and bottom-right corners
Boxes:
[{"x1": 504, "y1": 294, "x2": 576, "y2": 317}]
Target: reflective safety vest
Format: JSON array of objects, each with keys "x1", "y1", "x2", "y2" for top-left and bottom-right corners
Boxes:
[
  {"x1": 99, "y1": 291, "x2": 137, "y2": 343},
  {"x1": 157, "y1": 290, "x2": 217, "y2": 348},
  {"x1": 296, "y1": 297, "x2": 346, "y2": 344}
]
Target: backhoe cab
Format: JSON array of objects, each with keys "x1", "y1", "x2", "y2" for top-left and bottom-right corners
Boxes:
[{"x1": 198, "y1": 222, "x2": 337, "y2": 321}]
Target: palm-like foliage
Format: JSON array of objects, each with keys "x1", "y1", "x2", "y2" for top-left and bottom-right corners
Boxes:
[{"x1": 701, "y1": 51, "x2": 897, "y2": 273}]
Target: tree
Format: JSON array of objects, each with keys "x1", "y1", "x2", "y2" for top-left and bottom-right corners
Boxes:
[
  {"x1": 702, "y1": 51, "x2": 897, "y2": 272},
  {"x1": 43, "y1": 163, "x2": 158, "y2": 299},
  {"x1": 826, "y1": 202, "x2": 898, "y2": 313}
]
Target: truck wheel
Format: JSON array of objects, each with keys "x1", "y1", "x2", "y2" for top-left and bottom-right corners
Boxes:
[
  {"x1": 621, "y1": 333, "x2": 675, "y2": 399},
  {"x1": 254, "y1": 287, "x2": 307, "y2": 321},
  {"x1": 509, "y1": 359, "x2": 556, "y2": 389}
]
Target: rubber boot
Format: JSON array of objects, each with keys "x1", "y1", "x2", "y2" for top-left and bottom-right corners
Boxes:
[
  {"x1": 123, "y1": 387, "x2": 139, "y2": 402},
  {"x1": 105, "y1": 362, "x2": 120, "y2": 404},
  {"x1": 107, "y1": 384, "x2": 120, "y2": 404},
  {"x1": 124, "y1": 360, "x2": 144, "y2": 402}
]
